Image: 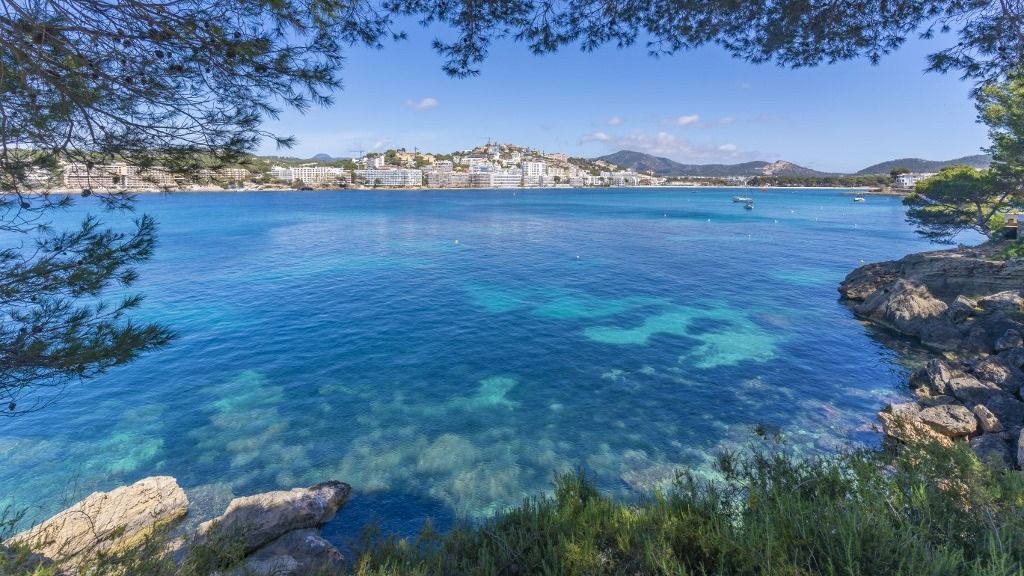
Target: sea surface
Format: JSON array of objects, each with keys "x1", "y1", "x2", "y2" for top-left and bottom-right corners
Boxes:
[{"x1": 1, "y1": 188, "x2": 942, "y2": 540}]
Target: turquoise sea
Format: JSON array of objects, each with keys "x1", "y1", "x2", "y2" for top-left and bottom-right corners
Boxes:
[{"x1": 2, "y1": 188, "x2": 939, "y2": 540}]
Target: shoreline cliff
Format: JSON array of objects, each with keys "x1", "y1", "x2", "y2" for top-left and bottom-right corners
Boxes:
[{"x1": 839, "y1": 243, "x2": 1024, "y2": 465}]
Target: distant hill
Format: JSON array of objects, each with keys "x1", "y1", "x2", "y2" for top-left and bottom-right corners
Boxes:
[
  {"x1": 595, "y1": 150, "x2": 831, "y2": 177},
  {"x1": 311, "y1": 153, "x2": 335, "y2": 161},
  {"x1": 855, "y1": 154, "x2": 991, "y2": 175}
]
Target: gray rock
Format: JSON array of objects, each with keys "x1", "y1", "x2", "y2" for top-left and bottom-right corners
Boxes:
[
  {"x1": 946, "y1": 372, "x2": 1004, "y2": 405},
  {"x1": 972, "y1": 434, "x2": 1014, "y2": 468},
  {"x1": 973, "y1": 404, "x2": 1004, "y2": 433},
  {"x1": 947, "y1": 295, "x2": 977, "y2": 324},
  {"x1": 918, "y1": 395, "x2": 958, "y2": 407},
  {"x1": 919, "y1": 404, "x2": 977, "y2": 437},
  {"x1": 961, "y1": 326, "x2": 994, "y2": 356},
  {"x1": 909, "y1": 359, "x2": 961, "y2": 397},
  {"x1": 971, "y1": 356, "x2": 1023, "y2": 394},
  {"x1": 11, "y1": 476, "x2": 188, "y2": 571},
  {"x1": 879, "y1": 402, "x2": 950, "y2": 445},
  {"x1": 854, "y1": 280, "x2": 951, "y2": 340},
  {"x1": 840, "y1": 249, "x2": 1024, "y2": 302},
  {"x1": 1003, "y1": 347, "x2": 1024, "y2": 372},
  {"x1": 222, "y1": 529, "x2": 345, "y2": 576},
  {"x1": 978, "y1": 291, "x2": 1024, "y2": 315},
  {"x1": 1017, "y1": 430, "x2": 1024, "y2": 469},
  {"x1": 194, "y1": 481, "x2": 350, "y2": 555},
  {"x1": 980, "y1": 393, "x2": 1024, "y2": 428},
  {"x1": 996, "y1": 329, "x2": 1024, "y2": 352}
]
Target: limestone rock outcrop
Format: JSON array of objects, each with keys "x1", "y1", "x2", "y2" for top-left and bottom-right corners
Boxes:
[
  {"x1": 194, "y1": 481, "x2": 350, "y2": 555},
  {"x1": 10, "y1": 476, "x2": 188, "y2": 572},
  {"x1": 840, "y1": 243, "x2": 1024, "y2": 466},
  {"x1": 10, "y1": 479, "x2": 351, "y2": 575}
]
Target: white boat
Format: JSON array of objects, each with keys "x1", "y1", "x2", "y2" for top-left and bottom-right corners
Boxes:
[
  {"x1": 853, "y1": 197, "x2": 866, "y2": 202},
  {"x1": 733, "y1": 196, "x2": 754, "y2": 203}
]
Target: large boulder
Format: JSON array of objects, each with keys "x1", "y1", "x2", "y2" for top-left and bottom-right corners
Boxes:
[
  {"x1": 879, "y1": 403, "x2": 952, "y2": 446},
  {"x1": 977, "y1": 292, "x2": 1024, "y2": 315},
  {"x1": 973, "y1": 404, "x2": 1004, "y2": 433},
  {"x1": 972, "y1": 434, "x2": 1014, "y2": 468},
  {"x1": 222, "y1": 529, "x2": 345, "y2": 576},
  {"x1": 11, "y1": 476, "x2": 187, "y2": 571},
  {"x1": 971, "y1": 356, "x2": 1024, "y2": 394},
  {"x1": 840, "y1": 249, "x2": 1024, "y2": 303},
  {"x1": 855, "y1": 280, "x2": 946, "y2": 330},
  {"x1": 193, "y1": 481, "x2": 350, "y2": 555},
  {"x1": 996, "y1": 329, "x2": 1024, "y2": 352},
  {"x1": 946, "y1": 295, "x2": 977, "y2": 324},
  {"x1": 918, "y1": 404, "x2": 977, "y2": 437}
]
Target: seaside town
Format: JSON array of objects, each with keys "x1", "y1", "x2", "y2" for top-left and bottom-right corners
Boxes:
[
  {"x1": 22, "y1": 141, "x2": 947, "y2": 194},
  {"x1": 34, "y1": 143, "x2": 670, "y2": 193}
]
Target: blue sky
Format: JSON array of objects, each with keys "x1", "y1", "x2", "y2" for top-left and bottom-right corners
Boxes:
[{"x1": 259, "y1": 24, "x2": 988, "y2": 173}]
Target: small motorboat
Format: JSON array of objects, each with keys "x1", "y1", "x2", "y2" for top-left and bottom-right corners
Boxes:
[
  {"x1": 733, "y1": 196, "x2": 754, "y2": 203},
  {"x1": 853, "y1": 197, "x2": 866, "y2": 202},
  {"x1": 744, "y1": 201, "x2": 754, "y2": 210}
]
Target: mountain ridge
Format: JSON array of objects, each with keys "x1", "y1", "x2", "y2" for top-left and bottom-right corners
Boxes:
[
  {"x1": 596, "y1": 150, "x2": 991, "y2": 177},
  {"x1": 854, "y1": 155, "x2": 991, "y2": 175},
  {"x1": 595, "y1": 151, "x2": 832, "y2": 177}
]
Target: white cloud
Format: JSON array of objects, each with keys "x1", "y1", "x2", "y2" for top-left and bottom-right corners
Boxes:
[
  {"x1": 673, "y1": 114, "x2": 700, "y2": 126},
  {"x1": 580, "y1": 131, "x2": 612, "y2": 143},
  {"x1": 719, "y1": 116, "x2": 736, "y2": 125},
  {"x1": 607, "y1": 116, "x2": 623, "y2": 126},
  {"x1": 404, "y1": 97, "x2": 439, "y2": 111},
  {"x1": 718, "y1": 143, "x2": 737, "y2": 152}
]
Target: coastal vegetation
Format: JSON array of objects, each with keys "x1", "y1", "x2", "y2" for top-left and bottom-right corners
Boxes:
[
  {"x1": 905, "y1": 75, "x2": 1024, "y2": 242},
  {"x1": 746, "y1": 174, "x2": 891, "y2": 188},
  {"x1": 4, "y1": 439, "x2": 1024, "y2": 575}
]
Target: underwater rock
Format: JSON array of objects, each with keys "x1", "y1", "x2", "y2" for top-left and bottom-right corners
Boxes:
[
  {"x1": 11, "y1": 476, "x2": 188, "y2": 571},
  {"x1": 194, "y1": 481, "x2": 350, "y2": 555}
]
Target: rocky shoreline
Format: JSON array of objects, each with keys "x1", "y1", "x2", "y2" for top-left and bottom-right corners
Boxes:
[
  {"x1": 839, "y1": 243, "x2": 1024, "y2": 466},
  {"x1": 6, "y1": 477, "x2": 351, "y2": 575}
]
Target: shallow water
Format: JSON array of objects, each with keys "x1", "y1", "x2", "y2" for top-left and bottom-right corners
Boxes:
[{"x1": 1, "y1": 188, "x2": 936, "y2": 540}]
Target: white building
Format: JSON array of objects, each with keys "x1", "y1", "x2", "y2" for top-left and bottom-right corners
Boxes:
[
  {"x1": 600, "y1": 171, "x2": 641, "y2": 186},
  {"x1": 490, "y1": 170, "x2": 522, "y2": 188},
  {"x1": 63, "y1": 162, "x2": 183, "y2": 190},
  {"x1": 270, "y1": 165, "x2": 346, "y2": 185},
  {"x1": 894, "y1": 172, "x2": 937, "y2": 189},
  {"x1": 354, "y1": 168, "x2": 423, "y2": 187},
  {"x1": 196, "y1": 168, "x2": 252, "y2": 183},
  {"x1": 462, "y1": 157, "x2": 490, "y2": 169}
]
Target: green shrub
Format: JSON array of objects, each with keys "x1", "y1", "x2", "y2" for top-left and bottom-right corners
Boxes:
[
  {"x1": 995, "y1": 241, "x2": 1024, "y2": 260},
  {"x1": 352, "y1": 442, "x2": 1024, "y2": 576},
  {"x1": 8, "y1": 441, "x2": 1024, "y2": 575}
]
